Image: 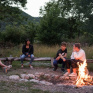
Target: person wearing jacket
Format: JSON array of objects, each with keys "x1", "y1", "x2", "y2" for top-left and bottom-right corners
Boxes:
[{"x1": 20, "y1": 39, "x2": 34, "y2": 69}]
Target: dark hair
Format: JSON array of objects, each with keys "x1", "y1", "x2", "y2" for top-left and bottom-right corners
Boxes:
[
  {"x1": 61, "y1": 42, "x2": 67, "y2": 47},
  {"x1": 74, "y1": 43, "x2": 81, "y2": 49},
  {"x1": 25, "y1": 39, "x2": 30, "y2": 45}
]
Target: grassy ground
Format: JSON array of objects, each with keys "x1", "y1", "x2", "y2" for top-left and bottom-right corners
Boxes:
[
  {"x1": 0, "y1": 81, "x2": 66, "y2": 93},
  {"x1": 0, "y1": 81, "x2": 50, "y2": 93},
  {"x1": 0, "y1": 43, "x2": 93, "y2": 58}
]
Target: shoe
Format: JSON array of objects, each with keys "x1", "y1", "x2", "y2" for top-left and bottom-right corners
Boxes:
[
  {"x1": 30, "y1": 65, "x2": 33, "y2": 69},
  {"x1": 63, "y1": 72, "x2": 70, "y2": 76},
  {"x1": 21, "y1": 64, "x2": 24, "y2": 68},
  {"x1": 3, "y1": 67, "x2": 7, "y2": 73},
  {"x1": 53, "y1": 66, "x2": 58, "y2": 71},
  {"x1": 61, "y1": 68, "x2": 65, "y2": 72},
  {"x1": 7, "y1": 65, "x2": 12, "y2": 70},
  {"x1": 69, "y1": 73, "x2": 77, "y2": 77}
]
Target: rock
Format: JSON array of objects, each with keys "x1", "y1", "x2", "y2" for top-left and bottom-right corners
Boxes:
[
  {"x1": 35, "y1": 72, "x2": 44, "y2": 79},
  {"x1": 56, "y1": 83, "x2": 64, "y2": 86},
  {"x1": 39, "y1": 72, "x2": 44, "y2": 76},
  {"x1": 20, "y1": 74, "x2": 29, "y2": 79},
  {"x1": 44, "y1": 74, "x2": 50, "y2": 79},
  {"x1": 39, "y1": 80, "x2": 53, "y2": 85},
  {"x1": 30, "y1": 79, "x2": 39, "y2": 83},
  {"x1": 59, "y1": 76, "x2": 65, "y2": 80},
  {"x1": 35, "y1": 72, "x2": 41, "y2": 78},
  {"x1": 65, "y1": 76, "x2": 69, "y2": 80},
  {"x1": 54, "y1": 75, "x2": 60, "y2": 79},
  {"x1": 19, "y1": 79, "x2": 28, "y2": 82},
  {"x1": 59, "y1": 76, "x2": 70, "y2": 80},
  {"x1": 9, "y1": 75, "x2": 20, "y2": 80},
  {"x1": 69, "y1": 76, "x2": 77, "y2": 80},
  {"x1": 28, "y1": 74, "x2": 35, "y2": 79}
]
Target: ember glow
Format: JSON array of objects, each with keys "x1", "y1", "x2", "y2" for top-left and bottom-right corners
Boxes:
[{"x1": 76, "y1": 59, "x2": 92, "y2": 86}]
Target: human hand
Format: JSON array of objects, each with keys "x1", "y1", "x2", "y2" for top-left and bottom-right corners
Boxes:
[
  {"x1": 26, "y1": 53, "x2": 28, "y2": 55},
  {"x1": 59, "y1": 53, "x2": 61, "y2": 56},
  {"x1": 59, "y1": 53, "x2": 64, "y2": 59},
  {"x1": 63, "y1": 58, "x2": 66, "y2": 61},
  {"x1": 28, "y1": 55, "x2": 30, "y2": 57},
  {"x1": 56, "y1": 56, "x2": 60, "y2": 60}
]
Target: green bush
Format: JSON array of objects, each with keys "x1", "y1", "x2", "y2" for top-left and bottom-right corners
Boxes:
[
  {"x1": 2, "y1": 23, "x2": 36, "y2": 44},
  {"x1": 2, "y1": 25, "x2": 26, "y2": 44}
]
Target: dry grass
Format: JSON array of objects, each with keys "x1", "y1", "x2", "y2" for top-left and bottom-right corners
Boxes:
[{"x1": 0, "y1": 44, "x2": 93, "y2": 59}]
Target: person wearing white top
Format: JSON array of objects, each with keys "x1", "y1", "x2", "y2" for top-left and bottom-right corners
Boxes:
[
  {"x1": 71, "y1": 49, "x2": 86, "y2": 61},
  {"x1": 64, "y1": 43, "x2": 86, "y2": 77}
]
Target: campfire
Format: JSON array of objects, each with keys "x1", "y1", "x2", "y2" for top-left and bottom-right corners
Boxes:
[{"x1": 76, "y1": 59, "x2": 93, "y2": 86}]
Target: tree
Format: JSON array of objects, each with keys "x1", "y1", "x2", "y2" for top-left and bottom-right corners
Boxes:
[
  {"x1": 38, "y1": 1, "x2": 69, "y2": 45},
  {"x1": 38, "y1": 0, "x2": 93, "y2": 45},
  {"x1": 0, "y1": 0, "x2": 27, "y2": 25}
]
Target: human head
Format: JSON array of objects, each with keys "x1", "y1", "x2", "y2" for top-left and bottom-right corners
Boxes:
[
  {"x1": 73, "y1": 43, "x2": 81, "y2": 52},
  {"x1": 25, "y1": 39, "x2": 30, "y2": 45},
  {"x1": 61, "y1": 42, "x2": 67, "y2": 51}
]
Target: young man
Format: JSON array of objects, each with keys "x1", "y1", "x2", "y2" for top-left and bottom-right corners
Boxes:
[
  {"x1": 53, "y1": 42, "x2": 67, "y2": 72},
  {"x1": 20, "y1": 39, "x2": 34, "y2": 69},
  {"x1": 64, "y1": 43, "x2": 86, "y2": 77}
]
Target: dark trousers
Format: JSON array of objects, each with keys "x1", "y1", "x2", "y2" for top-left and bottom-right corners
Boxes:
[
  {"x1": 53, "y1": 58, "x2": 66, "y2": 69},
  {"x1": 66, "y1": 59, "x2": 83, "y2": 69}
]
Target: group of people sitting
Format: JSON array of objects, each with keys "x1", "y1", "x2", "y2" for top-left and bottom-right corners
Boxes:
[
  {"x1": 0, "y1": 39, "x2": 86, "y2": 76},
  {"x1": 53, "y1": 42, "x2": 86, "y2": 77}
]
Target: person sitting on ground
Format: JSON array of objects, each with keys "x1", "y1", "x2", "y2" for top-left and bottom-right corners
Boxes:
[
  {"x1": 53, "y1": 42, "x2": 67, "y2": 72},
  {"x1": 0, "y1": 60, "x2": 12, "y2": 73},
  {"x1": 20, "y1": 39, "x2": 34, "y2": 69},
  {"x1": 64, "y1": 43, "x2": 86, "y2": 77}
]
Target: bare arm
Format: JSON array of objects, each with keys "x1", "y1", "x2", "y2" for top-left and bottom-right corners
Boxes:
[{"x1": 59, "y1": 53, "x2": 66, "y2": 61}]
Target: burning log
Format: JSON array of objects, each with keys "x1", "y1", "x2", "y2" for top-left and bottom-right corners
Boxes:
[{"x1": 76, "y1": 60, "x2": 93, "y2": 86}]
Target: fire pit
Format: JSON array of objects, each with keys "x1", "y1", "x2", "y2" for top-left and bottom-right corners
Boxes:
[{"x1": 76, "y1": 60, "x2": 93, "y2": 87}]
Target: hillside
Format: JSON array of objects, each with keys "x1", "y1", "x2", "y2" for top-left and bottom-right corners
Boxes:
[
  {"x1": 21, "y1": 10, "x2": 41, "y2": 23},
  {"x1": 0, "y1": 10, "x2": 41, "y2": 31}
]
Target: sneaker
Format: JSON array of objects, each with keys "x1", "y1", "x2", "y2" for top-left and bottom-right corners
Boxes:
[
  {"x1": 69, "y1": 73, "x2": 77, "y2": 77},
  {"x1": 3, "y1": 67, "x2": 7, "y2": 73},
  {"x1": 7, "y1": 65, "x2": 12, "y2": 70},
  {"x1": 21, "y1": 64, "x2": 24, "y2": 68},
  {"x1": 61, "y1": 68, "x2": 65, "y2": 72},
  {"x1": 30, "y1": 65, "x2": 33, "y2": 69},
  {"x1": 63, "y1": 72, "x2": 70, "y2": 76},
  {"x1": 53, "y1": 66, "x2": 58, "y2": 71}
]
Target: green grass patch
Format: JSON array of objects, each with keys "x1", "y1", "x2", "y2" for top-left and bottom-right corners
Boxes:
[{"x1": 0, "y1": 81, "x2": 51, "y2": 93}]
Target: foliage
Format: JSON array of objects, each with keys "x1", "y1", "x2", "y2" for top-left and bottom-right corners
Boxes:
[
  {"x1": 37, "y1": 0, "x2": 93, "y2": 45},
  {"x1": 1, "y1": 22, "x2": 36, "y2": 44},
  {"x1": 2, "y1": 24, "x2": 25, "y2": 44},
  {"x1": 23, "y1": 22, "x2": 36, "y2": 44},
  {"x1": 0, "y1": 0, "x2": 28, "y2": 32},
  {"x1": 0, "y1": 0, "x2": 27, "y2": 21}
]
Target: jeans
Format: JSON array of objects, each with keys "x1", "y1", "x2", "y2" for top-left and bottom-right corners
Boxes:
[
  {"x1": 20, "y1": 54, "x2": 34, "y2": 65},
  {"x1": 53, "y1": 58, "x2": 66, "y2": 69}
]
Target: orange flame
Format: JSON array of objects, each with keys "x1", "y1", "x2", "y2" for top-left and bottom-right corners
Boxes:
[{"x1": 76, "y1": 59, "x2": 92, "y2": 86}]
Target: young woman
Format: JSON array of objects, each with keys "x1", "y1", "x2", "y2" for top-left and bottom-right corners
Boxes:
[{"x1": 20, "y1": 39, "x2": 34, "y2": 69}]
